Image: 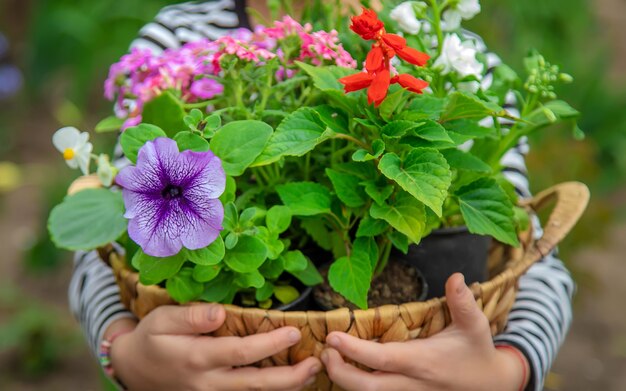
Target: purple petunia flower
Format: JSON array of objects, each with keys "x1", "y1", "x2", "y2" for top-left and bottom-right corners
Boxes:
[{"x1": 116, "y1": 137, "x2": 225, "y2": 257}]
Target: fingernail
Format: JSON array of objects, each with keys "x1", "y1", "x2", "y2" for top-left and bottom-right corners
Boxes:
[
  {"x1": 305, "y1": 376, "x2": 316, "y2": 386},
  {"x1": 288, "y1": 329, "x2": 301, "y2": 343},
  {"x1": 320, "y1": 350, "x2": 329, "y2": 364},
  {"x1": 327, "y1": 335, "x2": 340, "y2": 348},
  {"x1": 456, "y1": 274, "x2": 466, "y2": 295},
  {"x1": 207, "y1": 305, "x2": 219, "y2": 321},
  {"x1": 309, "y1": 363, "x2": 322, "y2": 376}
]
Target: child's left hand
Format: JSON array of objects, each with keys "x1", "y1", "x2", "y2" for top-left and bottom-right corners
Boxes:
[{"x1": 321, "y1": 273, "x2": 529, "y2": 391}]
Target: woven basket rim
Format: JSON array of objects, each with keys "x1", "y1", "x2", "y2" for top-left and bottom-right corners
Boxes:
[{"x1": 101, "y1": 181, "x2": 590, "y2": 323}]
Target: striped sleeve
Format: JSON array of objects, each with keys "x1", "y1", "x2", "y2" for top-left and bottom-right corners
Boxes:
[
  {"x1": 68, "y1": 0, "x2": 246, "y2": 359},
  {"x1": 466, "y1": 31, "x2": 576, "y2": 390}
]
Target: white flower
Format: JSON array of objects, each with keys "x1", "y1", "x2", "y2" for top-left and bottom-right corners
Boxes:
[
  {"x1": 96, "y1": 154, "x2": 117, "y2": 187},
  {"x1": 434, "y1": 34, "x2": 484, "y2": 79},
  {"x1": 390, "y1": 2, "x2": 424, "y2": 35},
  {"x1": 442, "y1": 0, "x2": 481, "y2": 31},
  {"x1": 52, "y1": 127, "x2": 93, "y2": 175}
]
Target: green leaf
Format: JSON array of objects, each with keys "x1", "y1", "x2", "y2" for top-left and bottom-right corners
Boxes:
[
  {"x1": 378, "y1": 149, "x2": 451, "y2": 216},
  {"x1": 256, "y1": 281, "x2": 275, "y2": 301},
  {"x1": 404, "y1": 95, "x2": 446, "y2": 120},
  {"x1": 224, "y1": 232, "x2": 238, "y2": 249},
  {"x1": 379, "y1": 89, "x2": 406, "y2": 121},
  {"x1": 410, "y1": 120, "x2": 454, "y2": 143},
  {"x1": 48, "y1": 189, "x2": 127, "y2": 251},
  {"x1": 252, "y1": 108, "x2": 334, "y2": 166},
  {"x1": 325, "y1": 169, "x2": 367, "y2": 208},
  {"x1": 273, "y1": 285, "x2": 300, "y2": 305},
  {"x1": 192, "y1": 263, "x2": 222, "y2": 282},
  {"x1": 203, "y1": 114, "x2": 222, "y2": 135},
  {"x1": 369, "y1": 191, "x2": 426, "y2": 244},
  {"x1": 389, "y1": 231, "x2": 409, "y2": 254},
  {"x1": 166, "y1": 267, "x2": 203, "y2": 303},
  {"x1": 315, "y1": 105, "x2": 349, "y2": 133},
  {"x1": 276, "y1": 182, "x2": 332, "y2": 216},
  {"x1": 210, "y1": 120, "x2": 273, "y2": 176},
  {"x1": 120, "y1": 124, "x2": 167, "y2": 163},
  {"x1": 290, "y1": 259, "x2": 324, "y2": 286},
  {"x1": 142, "y1": 91, "x2": 187, "y2": 137},
  {"x1": 255, "y1": 227, "x2": 284, "y2": 260},
  {"x1": 266, "y1": 206, "x2": 292, "y2": 234},
  {"x1": 186, "y1": 236, "x2": 225, "y2": 265},
  {"x1": 234, "y1": 270, "x2": 265, "y2": 289},
  {"x1": 356, "y1": 215, "x2": 389, "y2": 237},
  {"x1": 300, "y1": 218, "x2": 332, "y2": 250},
  {"x1": 440, "y1": 91, "x2": 504, "y2": 123},
  {"x1": 219, "y1": 176, "x2": 237, "y2": 204},
  {"x1": 442, "y1": 149, "x2": 492, "y2": 173},
  {"x1": 133, "y1": 250, "x2": 186, "y2": 285},
  {"x1": 200, "y1": 272, "x2": 234, "y2": 302},
  {"x1": 259, "y1": 257, "x2": 285, "y2": 279},
  {"x1": 362, "y1": 180, "x2": 394, "y2": 205},
  {"x1": 174, "y1": 131, "x2": 210, "y2": 152},
  {"x1": 223, "y1": 235, "x2": 268, "y2": 273},
  {"x1": 95, "y1": 116, "x2": 124, "y2": 133},
  {"x1": 296, "y1": 62, "x2": 354, "y2": 91},
  {"x1": 381, "y1": 120, "x2": 421, "y2": 138},
  {"x1": 328, "y1": 252, "x2": 372, "y2": 309},
  {"x1": 456, "y1": 178, "x2": 519, "y2": 246},
  {"x1": 443, "y1": 119, "x2": 495, "y2": 143},
  {"x1": 184, "y1": 109, "x2": 203, "y2": 130},
  {"x1": 353, "y1": 237, "x2": 379, "y2": 269},
  {"x1": 223, "y1": 203, "x2": 238, "y2": 231},
  {"x1": 281, "y1": 250, "x2": 308, "y2": 272}
]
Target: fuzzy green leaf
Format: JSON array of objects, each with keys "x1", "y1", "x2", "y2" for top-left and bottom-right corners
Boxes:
[
  {"x1": 290, "y1": 259, "x2": 324, "y2": 286},
  {"x1": 281, "y1": 250, "x2": 308, "y2": 272},
  {"x1": 328, "y1": 252, "x2": 372, "y2": 309},
  {"x1": 141, "y1": 91, "x2": 187, "y2": 137},
  {"x1": 174, "y1": 131, "x2": 210, "y2": 152},
  {"x1": 442, "y1": 149, "x2": 492, "y2": 173},
  {"x1": 325, "y1": 169, "x2": 367, "y2": 208},
  {"x1": 266, "y1": 206, "x2": 292, "y2": 235},
  {"x1": 456, "y1": 178, "x2": 519, "y2": 246},
  {"x1": 369, "y1": 191, "x2": 426, "y2": 244},
  {"x1": 252, "y1": 108, "x2": 334, "y2": 166},
  {"x1": 378, "y1": 149, "x2": 451, "y2": 216},
  {"x1": 440, "y1": 91, "x2": 504, "y2": 123}
]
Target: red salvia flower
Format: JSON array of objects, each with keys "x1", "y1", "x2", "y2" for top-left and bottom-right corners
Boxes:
[
  {"x1": 339, "y1": 8, "x2": 430, "y2": 107},
  {"x1": 350, "y1": 8, "x2": 385, "y2": 40}
]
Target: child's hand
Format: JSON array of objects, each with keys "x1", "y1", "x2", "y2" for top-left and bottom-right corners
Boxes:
[
  {"x1": 321, "y1": 273, "x2": 529, "y2": 391},
  {"x1": 109, "y1": 304, "x2": 322, "y2": 391}
]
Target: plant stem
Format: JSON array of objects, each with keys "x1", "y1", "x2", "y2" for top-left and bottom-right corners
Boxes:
[
  {"x1": 333, "y1": 133, "x2": 370, "y2": 150},
  {"x1": 374, "y1": 238, "x2": 393, "y2": 277}
]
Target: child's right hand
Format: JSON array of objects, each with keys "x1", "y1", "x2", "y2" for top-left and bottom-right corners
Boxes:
[{"x1": 109, "y1": 304, "x2": 322, "y2": 390}]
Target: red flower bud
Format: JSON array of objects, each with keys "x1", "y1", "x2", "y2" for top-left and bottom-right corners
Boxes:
[
  {"x1": 392, "y1": 74, "x2": 429, "y2": 94},
  {"x1": 381, "y1": 33, "x2": 407, "y2": 51},
  {"x1": 396, "y1": 47, "x2": 430, "y2": 66},
  {"x1": 368, "y1": 68, "x2": 391, "y2": 107},
  {"x1": 366, "y1": 46, "x2": 385, "y2": 73},
  {"x1": 339, "y1": 72, "x2": 375, "y2": 93},
  {"x1": 350, "y1": 8, "x2": 385, "y2": 40}
]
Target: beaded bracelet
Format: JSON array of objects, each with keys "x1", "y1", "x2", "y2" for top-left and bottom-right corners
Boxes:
[
  {"x1": 495, "y1": 344, "x2": 529, "y2": 391},
  {"x1": 100, "y1": 330, "x2": 132, "y2": 388}
]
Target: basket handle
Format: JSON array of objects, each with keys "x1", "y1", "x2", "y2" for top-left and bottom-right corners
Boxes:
[{"x1": 515, "y1": 181, "x2": 590, "y2": 272}]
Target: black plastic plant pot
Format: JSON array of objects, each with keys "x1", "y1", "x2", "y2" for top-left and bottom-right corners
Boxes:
[
  {"x1": 395, "y1": 226, "x2": 491, "y2": 300},
  {"x1": 275, "y1": 286, "x2": 313, "y2": 311}
]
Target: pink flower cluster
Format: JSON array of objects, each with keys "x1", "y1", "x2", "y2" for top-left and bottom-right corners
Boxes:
[{"x1": 104, "y1": 17, "x2": 356, "y2": 130}]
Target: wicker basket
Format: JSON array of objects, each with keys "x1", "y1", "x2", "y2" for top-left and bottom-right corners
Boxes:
[{"x1": 70, "y1": 178, "x2": 589, "y2": 390}]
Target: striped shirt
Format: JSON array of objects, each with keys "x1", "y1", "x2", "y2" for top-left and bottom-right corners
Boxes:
[{"x1": 68, "y1": 2, "x2": 574, "y2": 390}]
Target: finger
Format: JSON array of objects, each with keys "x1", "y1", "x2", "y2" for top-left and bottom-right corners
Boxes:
[
  {"x1": 325, "y1": 331, "x2": 415, "y2": 373},
  {"x1": 445, "y1": 273, "x2": 488, "y2": 332},
  {"x1": 322, "y1": 348, "x2": 421, "y2": 391},
  {"x1": 217, "y1": 357, "x2": 322, "y2": 391},
  {"x1": 209, "y1": 326, "x2": 303, "y2": 367},
  {"x1": 144, "y1": 303, "x2": 225, "y2": 335}
]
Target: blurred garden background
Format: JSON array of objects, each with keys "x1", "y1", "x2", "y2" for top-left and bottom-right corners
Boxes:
[{"x1": 0, "y1": 0, "x2": 624, "y2": 389}]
